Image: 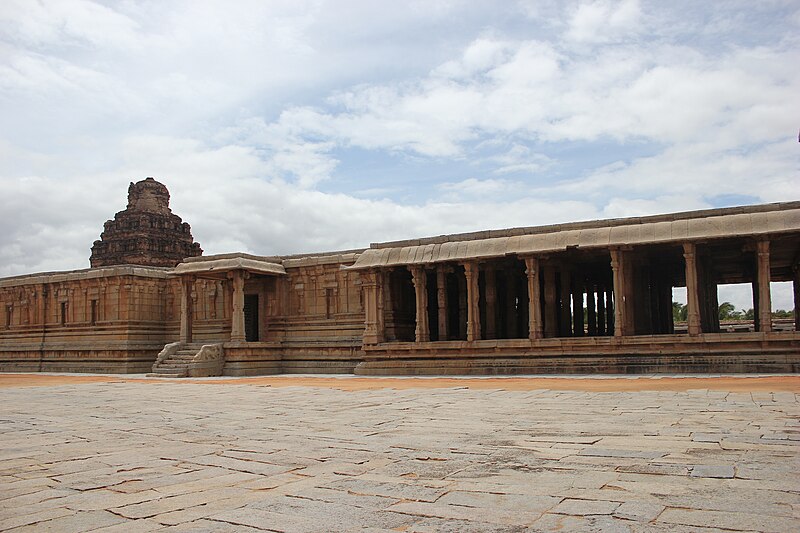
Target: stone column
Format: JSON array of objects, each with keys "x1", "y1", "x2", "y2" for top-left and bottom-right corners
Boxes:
[
  {"x1": 524, "y1": 257, "x2": 543, "y2": 340},
  {"x1": 793, "y1": 264, "x2": 800, "y2": 332},
  {"x1": 596, "y1": 285, "x2": 605, "y2": 335},
  {"x1": 229, "y1": 270, "x2": 247, "y2": 343},
  {"x1": 606, "y1": 282, "x2": 615, "y2": 335},
  {"x1": 586, "y1": 282, "x2": 597, "y2": 336},
  {"x1": 505, "y1": 271, "x2": 518, "y2": 338},
  {"x1": 543, "y1": 266, "x2": 557, "y2": 338},
  {"x1": 792, "y1": 263, "x2": 800, "y2": 331},
  {"x1": 179, "y1": 276, "x2": 194, "y2": 343},
  {"x1": 463, "y1": 262, "x2": 481, "y2": 342},
  {"x1": 409, "y1": 266, "x2": 430, "y2": 342},
  {"x1": 756, "y1": 240, "x2": 772, "y2": 333},
  {"x1": 436, "y1": 266, "x2": 449, "y2": 341},
  {"x1": 484, "y1": 265, "x2": 497, "y2": 339},
  {"x1": 560, "y1": 269, "x2": 572, "y2": 336},
  {"x1": 610, "y1": 249, "x2": 628, "y2": 336},
  {"x1": 362, "y1": 269, "x2": 384, "y2": 345},
  {"x1": 458, "y1": 271, "x2": 468, "y2": 340},
  {"x1": 682, "y1": 243, "x2": 702, "y2": 336},
  {"x1": 572, "y1": 275, "x2": 584, "y2": 337}
]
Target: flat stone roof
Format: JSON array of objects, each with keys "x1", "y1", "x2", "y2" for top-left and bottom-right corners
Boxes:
[
  {"x1": 350, "y1": 202, "x2": 800, "y2": 270},
  {"x1": 173, "y1": 254, "x2": 287, "y2": 277},
  {"x1": 370, "y1": 201, "x2": 800, "y2": 249},
  {"x1": 0, "y1": 265, "x2": 172, "y2": 288}
]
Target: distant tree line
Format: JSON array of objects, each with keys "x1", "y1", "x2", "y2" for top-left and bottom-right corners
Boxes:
[{"x1": 671, "y1": 302, "x2": 795, "y2": 323}]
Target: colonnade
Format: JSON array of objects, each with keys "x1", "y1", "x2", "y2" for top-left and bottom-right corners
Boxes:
[{"x1": 362, "y1": 238, "x2": 782, "y2": 346}]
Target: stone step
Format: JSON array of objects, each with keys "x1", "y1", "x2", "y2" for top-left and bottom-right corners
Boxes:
[
  {"x1": 158, "y1": 365, "x2": 189, "y2": 374},
  {"x1": 146, "y1": 371, "x2": 188, "y2": 378},
  {"x1": 145, "y1": 372, "x2": 189, "y2": 378},
  {"x1": 155, "y1": 364, "x2": 190, "y2": 371}
]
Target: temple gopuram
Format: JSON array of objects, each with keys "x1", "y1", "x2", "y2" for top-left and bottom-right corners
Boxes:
[
  {"x1": 90, "y1": 177, "x2": 202, "y2": 267},
  {"x1": 1, "y1": 178, "x2": 798, "y2": 376}
]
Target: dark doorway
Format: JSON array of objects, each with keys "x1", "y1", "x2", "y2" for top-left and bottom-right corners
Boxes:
[{"x1": 244, "y1": 294, "x2": 259, "y2": 342}]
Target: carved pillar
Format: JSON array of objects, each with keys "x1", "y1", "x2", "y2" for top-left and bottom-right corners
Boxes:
[
  {"x1": 464, "y1": 262, "x2": 481, "y2": 342},
  {"x1": 229, "y1": 270, "x2": 247, "y2": 343},
  {"x1": 484, "y1": 265, "x2": 497, "y2": 339},
  {"x1": 436, "y1": 266, "x2": 449, "y2": 341},
  {"x1": 560, "y1": 269, "x2": 572, "y2": 336},
  {"x1": 362, "y1": 269, "x2": 384, "y2": 345},
  {"x1": 525, "y1": 257, "x2": 543, "y2": 340},
  {"x1": 596, "y1": 284, "x2": 605, "y2": 335},
  {"x1": 544, "y1": 266, "x2": 557, "y2": 338},
  {"x1": 586, "y1": 281, "x2": 597, "y2": 336},
  {"x1": 682, "y1": 243, "x2": 702, "y2": 336},
  {"x1": 793, "y1": 263, "x2": 800, "y2": 332},
  {"x1": 458, "y1": 271, "x2": 468, "y2": 340},
  {"x1": 756, "y1": 240, "x2": 772, "y2": 333},
  {"x1": 409, "y1": 266, "x2": 429, "y2": 342},
  {"x1": 179, "y1": 276, "x2": 194, "y2": 343},
  {"x1": 505, "y1": 271, "x2": 517, "y2": 338},
  {"x1": 572, "y1": 274, "x2": 584, "y2": 337},
  {"x1": 610, "y1": 249, "x2": 628, "y2": 336}
]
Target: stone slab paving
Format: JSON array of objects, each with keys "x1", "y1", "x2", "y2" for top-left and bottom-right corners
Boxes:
[{"x1": 0, "y1": 379, "x2": 798, "y2": 532}]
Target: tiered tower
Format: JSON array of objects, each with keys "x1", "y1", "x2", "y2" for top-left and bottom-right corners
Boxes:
[{"x1": 90, "y1": 177, "x2": 202, "y2": 267}]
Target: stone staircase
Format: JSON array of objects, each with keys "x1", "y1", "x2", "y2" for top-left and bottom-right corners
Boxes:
[{"x1": 148, "y1": 342, "x2": 224, "y2": 378}]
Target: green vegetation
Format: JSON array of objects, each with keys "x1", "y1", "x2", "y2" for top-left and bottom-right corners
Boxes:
[{"x1": 671, "y1": 301, "x2": 794, "y2": 322}]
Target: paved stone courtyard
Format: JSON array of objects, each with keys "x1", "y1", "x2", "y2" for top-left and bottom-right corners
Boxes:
[{"x1": 1, "y1": 377, "x2": 798, "y2": 532}]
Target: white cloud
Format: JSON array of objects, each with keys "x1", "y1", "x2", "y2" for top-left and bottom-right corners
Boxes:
[
  {"x1": 0, "y1": 0, "x2": 798, "y2": 289},
  {"x1": 566, "y1": 0, "x2": 642, "y2": 43}
]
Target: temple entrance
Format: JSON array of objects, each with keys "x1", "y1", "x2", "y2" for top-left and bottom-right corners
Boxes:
[{"x1": 244, "y1": 294, "x2": 259, "y2": 342}]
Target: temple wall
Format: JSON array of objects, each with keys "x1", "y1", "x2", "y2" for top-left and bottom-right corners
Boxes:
[
  {"x1": 221, "y1": 259, "x2": 367, "y2": 375},
  {"x1": 0, "y1": 268, "x2": 176, "y2": 373}
]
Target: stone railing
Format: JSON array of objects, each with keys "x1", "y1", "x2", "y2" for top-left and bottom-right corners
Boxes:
[
  {"x1": 154, "y1": 342, "x2": 182, "y2": 367},
  {"x1": 188, "y1": 343, "x2": 225, "y2": 377}
]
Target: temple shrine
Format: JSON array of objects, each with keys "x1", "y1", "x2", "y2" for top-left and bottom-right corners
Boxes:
[{"x1": 1, "y1": 178, "x2": 798, "y2": 375}]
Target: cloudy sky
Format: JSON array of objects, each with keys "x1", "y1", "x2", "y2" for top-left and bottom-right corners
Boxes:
[{"x1": 1, "y1": 0, "x2": 798, "y2": 310}]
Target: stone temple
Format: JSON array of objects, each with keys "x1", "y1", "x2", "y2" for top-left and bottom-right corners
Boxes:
[
  {"x1": 0, "y1": 178, "x2": 798, "y2": 376},
  {"x1": 90, "y1": 177, "x2": 202, "y2": 267}
]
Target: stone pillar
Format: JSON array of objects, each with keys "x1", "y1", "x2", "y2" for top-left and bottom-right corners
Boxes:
[
  {"x1": 682, "y1": 243, "x2": 702, "y2": 336},
  {"x1": 586, "y1": 282, "x2": 597, "y2": 336},
  {"x1": 505, "y1": 271, "x2": 518, "y2": 339},
  {"x1": 362, "y1": 269, "x2": 384, "y2": 345},
  {"x1": 756, "y1": 240, "x2": 772, "y2": 333},
  {"x1": 596, "y1": 285, "x2": 605, "y2": 335},
  {"x1": 544, "y1": 266, "x2": 558, "y2": 338},
  {"x1": 560, "y1": 269, "x2": 572, "y2": 336},
  {"x1": 463, "y1": 262, "x2": 481, "y2": 342},
  {"x1": 572, "y1": 274, "x2": 584, "y2": 337},
  {"x1": 610, "y1": 249, "x2": 628, "y2": 336},
  {"x1": 229, "y1": 270, "x2": 247, "y2": 343},
  {"x1": 793, "y1": 264, "x2": 800, "y2": 332},
  {"x1": 410, "y1": 266, "x2": 430, "y2": 342},
  {"x1": 524, "y1": 257, "x2": 543, "y2": 340},
  {"x1": 484, "y1": 265, "x2": 497, "y2": 339},
  {"x1": 179, "y1": 276, "x2": 194, "y2": 343},
  {"x1": 436, "y1": 266, "x2": 449, "y2": 341},
  {"x1": 458, "y1": 271, "x2": 468, "y2": 340}
]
